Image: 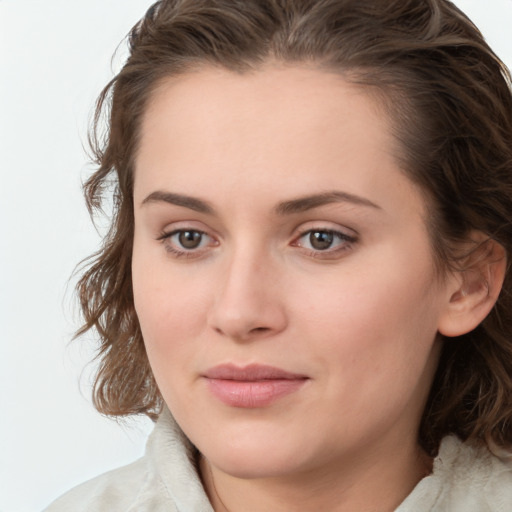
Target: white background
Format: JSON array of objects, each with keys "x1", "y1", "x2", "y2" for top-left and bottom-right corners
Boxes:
[{"x1": 1, "y1": 1, "x2": 511, "y2": 511}]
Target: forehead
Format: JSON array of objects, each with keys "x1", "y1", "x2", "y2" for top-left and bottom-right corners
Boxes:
[
  {"x1": 140, "y1": 65, "x2": 391, "y2": 152},
  {"x1": 134, "y1": 65, "x2": 423, "y2": 221}
]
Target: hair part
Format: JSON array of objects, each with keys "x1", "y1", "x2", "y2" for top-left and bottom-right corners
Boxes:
[{"x1": 77, "y1": 0, "x2": 512, "y2": 454}]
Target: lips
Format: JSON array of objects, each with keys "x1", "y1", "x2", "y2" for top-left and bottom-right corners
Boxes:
[{"x1": 202, "y1": 364, "x2": 309, "y2": 408}]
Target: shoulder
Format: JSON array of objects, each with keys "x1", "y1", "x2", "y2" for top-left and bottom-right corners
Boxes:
[
  {"x1": 43, "y1": 408, "x2": 212, "y2": 512},
  {"x1": 43, "y1": 456, "x2": 172, "y2": 512},
  {"x1": 436, "y1": 436, "x2": 512, "y2": 509},
  {"x1": 398, "y1": 436, "x2": 512, "y2": 511}
]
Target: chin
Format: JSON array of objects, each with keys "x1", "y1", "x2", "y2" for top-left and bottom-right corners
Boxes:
[
  {"x1": 195, "y1": 424, "x2": 324, "y2": 479},
  {"x1": 207, "y1": 448, "x2": 305, "y2": 480}
]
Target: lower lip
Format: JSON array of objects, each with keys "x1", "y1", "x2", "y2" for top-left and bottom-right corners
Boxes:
[{"x1": 204, "y1": 378, "x2": 307, "y2": 408}]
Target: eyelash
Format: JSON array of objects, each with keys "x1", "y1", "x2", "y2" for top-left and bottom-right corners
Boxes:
[
  {"x1": 157, "y1": 227, "x2": 357, "y2": 260},
  {"x1": 293, "y1": 228, "x2": 357, "y2": 258},
  {"x1": 157, "y1": 229, "x2": 215, "y2": 259}
]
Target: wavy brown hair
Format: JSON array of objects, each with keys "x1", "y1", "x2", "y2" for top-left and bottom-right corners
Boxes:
[{"x1": 77, "y1": 0, "x2": 512, "y2": 455}]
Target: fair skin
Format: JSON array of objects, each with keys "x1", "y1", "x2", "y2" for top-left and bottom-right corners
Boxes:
[{"x1": 131, "y1": 65, "x2": 497, "y2": 511}]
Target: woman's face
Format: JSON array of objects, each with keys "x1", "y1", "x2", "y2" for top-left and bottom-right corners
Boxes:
[{"x1": 132, "y1": 66, "x2": 454, "y2": 479}]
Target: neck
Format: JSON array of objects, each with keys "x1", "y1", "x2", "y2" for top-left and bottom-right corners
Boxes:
[{"x1": 199, "y1": 437, "x2": 432, "y2": 512}]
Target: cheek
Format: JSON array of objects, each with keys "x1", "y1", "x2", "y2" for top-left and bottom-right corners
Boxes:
[
  {"x1": 132, "y1": 248, "x2": 211, "y2": 362},
  {"x1": 292, "y1": 267, "x2": 442, "y2": 431},
  {"x1": 290, "y1": 250, "x2": 442, "y2": 374},
  {"x1": 135, "y1": 285, "x2": 208, "y2": 350}
]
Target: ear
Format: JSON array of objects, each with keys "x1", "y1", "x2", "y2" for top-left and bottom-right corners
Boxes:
[{"x1": 438, "y1": 235, "x2": 507, "y2": 338}]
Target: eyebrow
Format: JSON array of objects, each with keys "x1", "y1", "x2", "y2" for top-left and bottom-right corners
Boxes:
[
  {"x1": 141, "y1": 191, "x2": 214, "y2": 214},
  {"x1": 274, "y1": 191, "x2": 381, "y2": 215},
  {"x1": 140, "y1": 190, "x2": 381, "y2": 215}
]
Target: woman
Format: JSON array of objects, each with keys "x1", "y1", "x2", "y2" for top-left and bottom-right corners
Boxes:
[{"x1": 46, "y1": 0, "x2": 512, "y2": 510}]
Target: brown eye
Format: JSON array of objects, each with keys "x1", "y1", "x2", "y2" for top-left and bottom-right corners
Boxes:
[
  {"x1": 294, "y1": 228, "x2": 356, "y2": 257},
  {"x1": 309, "y1": 231, "x2": 334, "y2": 250},
  {"x1": 158, "y1": 228, "x2": 217, "y2": 258},
  {"x1": 178, "y1": 230, "x2": 203, "y2": 249}
]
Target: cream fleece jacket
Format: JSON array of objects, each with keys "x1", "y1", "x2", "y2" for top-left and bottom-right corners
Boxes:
[{"x1": 45, "y1": 408, "x2": 512, "y2": 511}]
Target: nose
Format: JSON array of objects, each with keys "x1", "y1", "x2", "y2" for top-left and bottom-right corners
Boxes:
[{"x1": 207, "y1": 248, "x2": 288, "y2": 342}]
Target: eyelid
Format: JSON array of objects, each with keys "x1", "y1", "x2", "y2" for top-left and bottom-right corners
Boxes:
[
  {"x1": 157, "y1": 225, "x2": 219, "y2": 259},
  {"x1": 293, "y1": 221, "x2": 358, "y2": 241},
  {"x1": 291, "y1": 223, "x2": 358, "y2": 258},
  {"x1": 154, "y1": 221, "x2": 357, "y2": 260},
  {"x1": 156, "y1": 226, "x2": 208, "y2": 240},
  {"x1": 156, "y1": 219, "x2": 219, "y2": 242}
]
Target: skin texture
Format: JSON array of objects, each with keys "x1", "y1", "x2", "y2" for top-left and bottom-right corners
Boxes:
[{"x1": 131, "y1": 65, "x2": 491, "y2": 511}]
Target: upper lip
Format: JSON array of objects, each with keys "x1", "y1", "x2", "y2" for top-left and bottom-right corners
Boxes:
[{"x1": 202, "y1": 363, "x2": 308, "y2": 381}]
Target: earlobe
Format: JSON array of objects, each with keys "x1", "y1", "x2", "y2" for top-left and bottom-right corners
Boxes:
[{"x1": 438, "y1": 237, "x2": 507, "y2": 338}]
